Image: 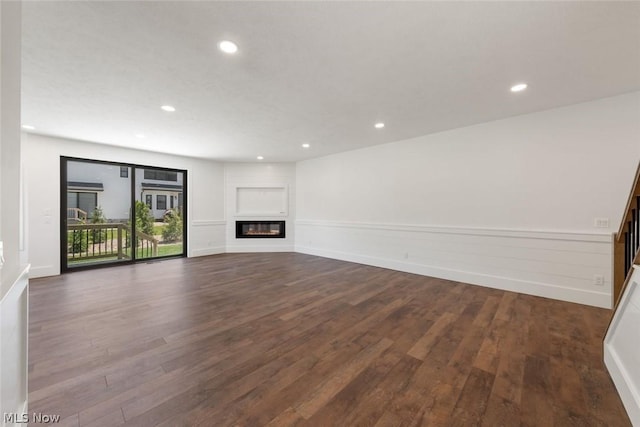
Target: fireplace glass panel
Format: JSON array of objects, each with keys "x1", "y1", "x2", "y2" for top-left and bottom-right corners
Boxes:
[{"x1": 236, "y1": 221, "x2": 285, "y2": 238}]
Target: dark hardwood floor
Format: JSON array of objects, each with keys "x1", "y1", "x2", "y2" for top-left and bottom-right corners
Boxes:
[{"x1": 28, "y1": 253, "x2": 630, "y2": 426}]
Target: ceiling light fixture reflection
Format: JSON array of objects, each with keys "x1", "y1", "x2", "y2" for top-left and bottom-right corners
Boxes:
[
  {"x1": 21, "y1": 124, "x2": 35, "y2": 130},
  {"x1": 510, "y1": 83, "x2": 528, "y2": 92},
  {"x1": 302, "y1": 143, "x2": 310, "y2": 148},
  {"x1": 161, "y1": 105, "x2": 176, "y2": 112},
  {"x1": 374, "y1": 122, "x2": 385, "y2": 129},
  {"x1": 257, "y1": 155, "x2": 264, "y2": 160},
  {"x1": 219, "y1": 40, "x2": 238, "y2": 54}
]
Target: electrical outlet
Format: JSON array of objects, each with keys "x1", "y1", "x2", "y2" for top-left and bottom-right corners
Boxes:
[
  {"x1": 594, "y1": 218, "x2": 610, "y2": 228},
  {"x1": 594, "y1": 274, "x2": 605, "y2": 286}
]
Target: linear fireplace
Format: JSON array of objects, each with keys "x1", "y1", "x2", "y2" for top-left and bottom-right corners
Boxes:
[{"x1": 235, "y1": 221, "x2": 286, "y2": 239}]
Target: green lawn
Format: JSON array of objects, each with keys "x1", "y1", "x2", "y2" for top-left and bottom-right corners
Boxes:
[{"x1": 139, "y1": 243, "x2": 183, "y2": 258}]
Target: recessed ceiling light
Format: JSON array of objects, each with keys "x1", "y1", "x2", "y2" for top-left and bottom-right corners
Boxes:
[
  {"x1": 135, "y1": 133, "x2": 146, "y2": 138},
  {"x1": 219, "y1": 40, "x2": 238, "y2": 54},
  {"x1": 374, "y1": 122, "x2": 385, "y2": 129},
  {"x1": 510, "y1": 83, "x2": 528, "y2": 92},
  {"x1": 161, "y1": 105, "x2": 176, "y2": 112},
  {"x1": 257, "y1": 155, "x2": 264, "y2": 160},
  {"x1": 21, "y1": 124, "x2": 35, "y2": 130},
  {"x1": 302, "y1": 143, "x2": 310, "y2": 148}
]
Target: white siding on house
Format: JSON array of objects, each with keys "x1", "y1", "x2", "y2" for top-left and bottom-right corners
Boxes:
[
  {"x1": 135, "y1": 168, "x2": 184, "y2": 220},
  {"x1": 66, "y1": 161, "x2": 187, "y2": 221},
  {"x1": 66, "y1": 160, "x2": 131, "y2": 221}
]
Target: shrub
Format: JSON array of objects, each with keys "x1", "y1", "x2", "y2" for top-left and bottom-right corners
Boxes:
[
  {"x1": 90, "y1": 206, "x2": 107, "y2": 243},
  {"x1": 135, "y1": 200, "x2": 154, "y2": 236},
  {"x1": 69, "y1": 221, "x2": 88, "y2": 253},
  {"x1": 162, "y1": 209, "x2": 183, "y2": 243}
]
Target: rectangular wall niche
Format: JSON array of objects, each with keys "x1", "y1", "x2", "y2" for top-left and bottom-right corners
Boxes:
[
  {"x1": 236, "y1": 187, "x2": 287, "y2": 216},
  {"x1": 236, "y1": 221, "x2": 286, "y2": 239}
]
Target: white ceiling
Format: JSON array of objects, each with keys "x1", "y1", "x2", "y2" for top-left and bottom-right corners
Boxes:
[{"x1": 21, "y1": 1, "x2": 640, "y2": 162}]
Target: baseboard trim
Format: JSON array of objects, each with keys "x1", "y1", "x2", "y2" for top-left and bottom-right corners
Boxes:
[
  {"x1": 295, "y1": 245, "x2": 610, "y2": 308},
  {"x1": 28, "y1": 265, "x2": 58, "y2": 279},
  {"x1": 190, "y1": 246, "x2": 226, "y2": 257}
]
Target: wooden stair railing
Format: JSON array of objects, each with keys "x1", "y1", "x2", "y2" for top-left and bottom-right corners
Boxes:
[
  {"x1": 67, "y1": 223, "x2": 158, "y2": 262},
  {"x1": 613, "y1": 161, "x2": 640, "y2": 307},
  {"x1": 133, "y1": 228, "x2": 159, "y2": 258},
  {"x1": 67, "y1": 207, "x2": 88, "y2": 222}
]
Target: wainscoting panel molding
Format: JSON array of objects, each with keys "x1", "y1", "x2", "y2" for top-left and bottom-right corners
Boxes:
[
  {"x1": 0, "y1": 265, "x2": 30, "y2": 423},
  {"x1": 295, "y1": 220, "x2": 613, "y2": 308},
  {"x1": 604, "y1": 266, "x2": 640, "y2": 425},
  {"x1": 191, "y1": 220, "x2": 227, "y2": 227},
  {"x1": 189, "y1": 220, "x2": 226, "y2": 258}
]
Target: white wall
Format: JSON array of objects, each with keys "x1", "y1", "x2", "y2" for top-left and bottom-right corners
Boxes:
[
  {"x1": 296, "y1": 92, "x2": 640, "y2": 308},
  {"x1": 224, "y1": 163, "x2": 296, "y2": 252},
  {"x1": 1, "y1": 1, "x2": 30, "y2": 424},
  {"x1": 0, "y1": 1, "x2": 24, "y2": 295},
  {"x1": 23, "y1": 134, "x2": 226, "y2": 278}
]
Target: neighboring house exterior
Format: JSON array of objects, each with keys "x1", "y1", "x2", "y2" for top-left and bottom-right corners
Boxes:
[
  {"x1": 66, "y1": 161, "x2": 184, "y2": 221},
  {"x1": 138, "y1": 169, "x2": 184, "y2": 220}
]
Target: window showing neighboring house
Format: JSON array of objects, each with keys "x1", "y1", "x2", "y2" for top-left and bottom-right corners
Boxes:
[
  {"x1": 144, "y1": 170, "x2": 178, "y2": 182},
  {"x1": 156, "y1": 195, "x2": 167, "y2": 210},
  {"x1": 63, "y1": 157, "x2": 187, "y2": 272},
  {"x1": 67, "y1": 192, "x2": 97, "y2": 218}
]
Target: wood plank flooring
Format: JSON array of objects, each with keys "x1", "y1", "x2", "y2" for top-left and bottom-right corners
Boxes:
[{"x1": 28, "y1": 253, "x2": 630, "y2": 426}]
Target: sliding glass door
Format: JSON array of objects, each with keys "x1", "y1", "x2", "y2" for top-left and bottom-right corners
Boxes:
[
  {"x1": 63, "y1": 159, "x2": 133, "y2": 269},
  {"x1": 61, "y1": 158, "x2": 186, "y2": 271},
  {"x1": 134, "y1": 167, "x2": 185, "y2": 260}
]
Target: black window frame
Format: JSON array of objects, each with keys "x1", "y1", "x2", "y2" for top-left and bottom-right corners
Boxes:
[
  {"x1": 120, "y1": 166, "x2": 129, "y2": 178},
  {"x1": 60, "y1": 156, "x2": 187, "y2": 273},
  {"x1": 145, "y1": 194, "x2": 153, "y2": 209}
]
